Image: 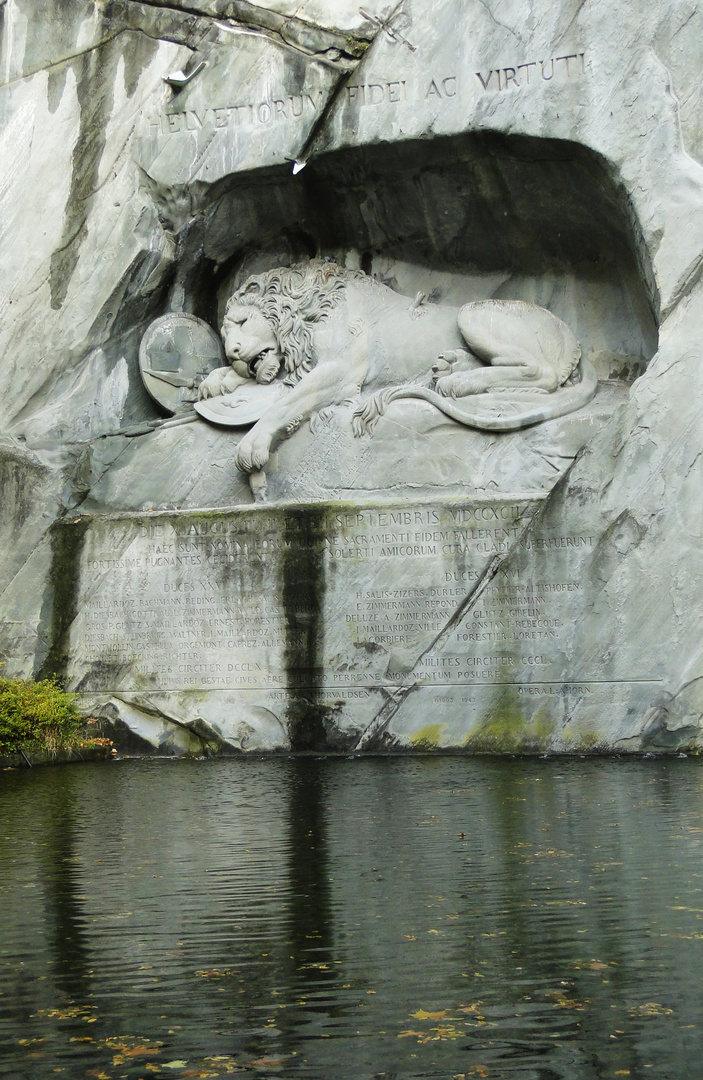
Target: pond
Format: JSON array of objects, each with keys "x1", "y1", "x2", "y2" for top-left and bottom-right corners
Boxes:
[{"x1": 1, "y1": 756, "x2": 702, "y2": 1079}]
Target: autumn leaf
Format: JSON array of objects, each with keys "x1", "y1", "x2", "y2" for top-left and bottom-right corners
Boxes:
[
  {"x1": 410, "y1": 1009, "x2": 447, "y2": 1020},
  {"x1": 627, "y1": 1003, "x2": 673, "y2": 1017},
  {"x1": 429, "y1": 1024, "x2": 463, "y2": 1040},
  {"x1": 545, "y1": 991, "x2": 586, "y2": 1010}
]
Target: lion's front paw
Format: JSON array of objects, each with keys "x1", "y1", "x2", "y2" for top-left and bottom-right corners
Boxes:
[
  {"x1": 234, "y1": 428, "x2": 272, "y2": 474},
  {"x1": 198, "y1": 367, "x2": 231, "y2": 399}
]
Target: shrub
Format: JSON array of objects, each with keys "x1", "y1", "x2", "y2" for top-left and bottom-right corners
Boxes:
[{"x1": 0, "y1": 676, "x2": 82, "y2": 754}]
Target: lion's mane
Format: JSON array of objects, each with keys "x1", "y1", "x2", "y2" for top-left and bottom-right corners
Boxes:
[{"x1": 223, "y1": 261, "x2": 363, "y2": 385}]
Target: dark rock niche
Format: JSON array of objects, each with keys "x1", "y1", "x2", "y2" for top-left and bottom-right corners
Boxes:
[{"x1": 149, "y1": 130, "x2": 657, "y2": 392}]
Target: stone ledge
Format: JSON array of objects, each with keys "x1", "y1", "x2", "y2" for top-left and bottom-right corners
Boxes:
[{"x1": 0, "y1": 745, "x2": 116, "y2": 770}]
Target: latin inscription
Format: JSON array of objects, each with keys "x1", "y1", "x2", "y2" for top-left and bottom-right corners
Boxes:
[
  {"x1": 475, "y1": 53, "x2": 586, "y2": 93},
  {"x1": 150, "y1": 89, "x2": 326, "y2": 137},
  {"x1": 76, "y1": 513, "x2": 328, "y2": 690},
  {"x1": 325, "y1": 506, "x2": 595, "y2": 685},
  {"x1": 71, "y1": 501, "x2": 612, "y2": 698},
  {"x1": 343, "y1": 75, "x2": 457, "y2": 106},
  {"x1": 144, "y1": 48, "x2": 588, "y2": 138}
]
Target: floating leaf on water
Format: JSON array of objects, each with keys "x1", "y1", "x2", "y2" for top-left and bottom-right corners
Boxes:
[
  {"x1": 105, "y1": 1037, "x2": 163, "y2": 1053},
  {"x1": 627, "y1": 1002, "x2": 673, "y2": 1017},
  {"x1": 32, "y1": 1004, "x2": 96, "y2": 1020},
  {"x1": 410, "y1": 1009, "x2": 447, "y2": 1020},
  {"x1": 430, "y1": 1024, "x2": 463, "y2": 1040},
  {"x1": 546, "y1": 991, "x2": 586, "y2": 1009}
]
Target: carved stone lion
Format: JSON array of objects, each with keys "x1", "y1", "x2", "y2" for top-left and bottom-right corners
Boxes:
[{"x1": 198, "y1": 261, "x2": 597, "y2": 475}]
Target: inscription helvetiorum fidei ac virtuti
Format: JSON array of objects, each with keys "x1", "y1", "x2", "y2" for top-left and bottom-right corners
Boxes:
[{"x1": 3, "y1": 0, "x2": 703, "y2": 754}]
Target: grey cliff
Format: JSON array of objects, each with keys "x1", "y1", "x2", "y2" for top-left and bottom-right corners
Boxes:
[{"x1": 1, "y1": 0, "x2": 702, "y2": 754}]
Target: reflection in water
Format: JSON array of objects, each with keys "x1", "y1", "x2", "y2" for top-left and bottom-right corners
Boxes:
[{"x1": 1, "y1": 757, "x2": 703, "y2": 1078}]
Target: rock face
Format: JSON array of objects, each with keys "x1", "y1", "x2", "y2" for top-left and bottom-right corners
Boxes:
[{"x1": 1, "y1": 0, "x2": 703, "y2": 753}]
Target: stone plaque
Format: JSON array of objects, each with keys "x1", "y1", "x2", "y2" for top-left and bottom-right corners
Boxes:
[
  {"x1": 65, "y1": 497, "x2": 664, "y2": 754},
  {"x1": 139, "y1": 314, "x2": 225, "y2": 414}
]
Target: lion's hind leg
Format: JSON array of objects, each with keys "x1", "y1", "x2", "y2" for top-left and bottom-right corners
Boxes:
[
  {"x1": 456, "y1": 301, "x2": 568, "y2": 395},
  {"x1": 435, "y1": 346, "x2": 558, "y2": 398}
]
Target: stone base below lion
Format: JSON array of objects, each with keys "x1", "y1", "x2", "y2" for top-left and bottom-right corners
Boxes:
[{"x1": 83, "y1": 382, "x2": 627, "y2": 513}]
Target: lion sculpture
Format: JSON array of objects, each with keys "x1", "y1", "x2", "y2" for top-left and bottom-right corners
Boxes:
[{"x1": 197, "y1": 262, "x2": 597, "y2": 478}]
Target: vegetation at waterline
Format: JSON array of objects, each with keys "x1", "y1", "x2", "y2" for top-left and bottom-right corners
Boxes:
[{"x1": 0, "y1": 675, "x2": 106, "y2": 755}]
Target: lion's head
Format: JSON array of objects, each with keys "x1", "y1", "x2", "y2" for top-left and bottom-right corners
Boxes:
[{"x1": 222, "y1": 261, "x2": 363, "y2": 386}]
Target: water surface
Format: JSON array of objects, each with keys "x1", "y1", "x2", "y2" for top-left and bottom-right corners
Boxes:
[{"x1": 1, "y1": 756, "x2": 702, "y2": 1079}]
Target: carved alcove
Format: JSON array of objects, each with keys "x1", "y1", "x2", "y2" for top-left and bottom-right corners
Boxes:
[
  {"x1": 190, "y1": 130, "x2": 658, "y2": 382},
  {"x1": 89, "y1": 130, "x2": 658, "y2": 510}
]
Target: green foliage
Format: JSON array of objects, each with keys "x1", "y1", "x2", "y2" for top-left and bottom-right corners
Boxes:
[{"x1": 0, "y1": 676, "x2": 82, "y2": 754}]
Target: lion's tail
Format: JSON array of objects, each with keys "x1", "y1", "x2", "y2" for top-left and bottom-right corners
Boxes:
[
  {"x1": 352, "y1": 358, "x2": 598, "y2": 436},
  {"x1": 351, "y1": 387, "x2": 403, "y2": 436}
]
